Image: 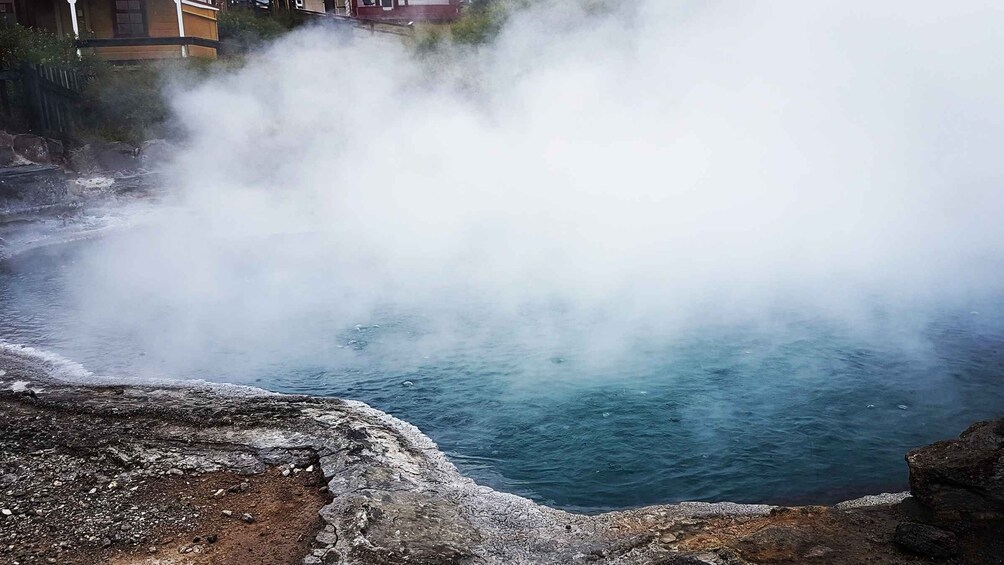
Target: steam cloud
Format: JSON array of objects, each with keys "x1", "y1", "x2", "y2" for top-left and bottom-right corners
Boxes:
[{"x1": 70, "y1": 0, "x2": 1004, "y2": 380}]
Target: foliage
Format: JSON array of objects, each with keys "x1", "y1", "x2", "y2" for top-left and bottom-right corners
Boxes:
[
  {"x1": 218, "y1": 9, "x2": 294, "y2": 54},
  {"x1": 0, "y1": 24, "x2": 99, "y2": 72},
  {"x1": 75, "y1": 64, "x2": 170, "y2": 144},
  {"x1": 449, "y1": 1, "x2": 512, "y2": 46}
]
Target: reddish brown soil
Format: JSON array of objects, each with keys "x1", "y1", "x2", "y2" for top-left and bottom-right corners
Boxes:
[{"x1": 81, "y1": 468, "x2": 327, "y2": 565}]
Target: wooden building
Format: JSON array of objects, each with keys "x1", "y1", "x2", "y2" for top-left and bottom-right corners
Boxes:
[{"x1": 2, "y1": 0, "x2": 220, "y2": 61}]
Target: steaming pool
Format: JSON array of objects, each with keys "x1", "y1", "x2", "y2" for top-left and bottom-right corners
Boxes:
[{"x1": 2, "y1": 237, "x2": 1004, "y2": 512}]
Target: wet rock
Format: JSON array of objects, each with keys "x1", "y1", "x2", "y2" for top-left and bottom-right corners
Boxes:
[
  {"x1": 46, "y1": 139, "x2": 64, "y2": 162},
  {"x1": 12, "y1": 135, "x2": 50, "y2": 164},
  {"x1": 68, "y1": 142, "x2": 139, "y2": 174},
  {"x1": 893, "y1": 522, "x2": 959, "y2": 558},
  {"x1": 0, "y1": 164, "x2": 71, "y2": 213},
  {"x1": 907, "y1": 418, "x2": 1004, "y2": 519},
  {"x1": 0, "y1": 146, "x2": 18, "y2": 167},
  {"x1": 138, "y1": 139, "x2": 174, "y2": 169}
]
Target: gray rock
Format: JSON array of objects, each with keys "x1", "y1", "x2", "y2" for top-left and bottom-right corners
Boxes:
[
  {"x1": 0, "y1": 165, "x2": 70, "y2": 212},
  {"x1": 138, "y1": 139, "x2": 174, "y2": 169},
  {"x1": 302, "y1": 557, "x2": 321, "y2": 565},
  {"x1": 315, "y1": 530, "x2": 337, "y2": 545},
  {"x1": 106, "y1": 447, "x2": 132, "y2": 467},
  {"x1": 893, "y1": 522, "x2": 959, "y2": 558},
  {"x1": 12, "y1": 135, "x2": 50, "y2": 164},
  {"x1": 0, "y1": 146, "x2": 19, "y2": 167},
  {"x1": 68, "y1": 142, "x2": 139, "y2": 173},
  {"x1": 45, "y1": 139, "x2": 64, "y2": 162},
  {"x1": 241, "y1": 513, "x2": 254, "y2": 524},
  {"x1": 835, "y1": 492, "x2": 910, "y2": 510}
]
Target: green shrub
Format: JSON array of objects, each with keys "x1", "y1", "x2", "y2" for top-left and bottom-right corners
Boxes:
[
  {"x1": 218, "y1": 9, "x2": 291, "y2": 54},
  {"x1": 75, "y1": 64, "x2": 170, "y2": 144},
  {"x1": 0, "y1": 24, "x2": 99, "y2": 71},
  {"x1": 450, "y1": 1, "x2": 511, "y2": 46}
]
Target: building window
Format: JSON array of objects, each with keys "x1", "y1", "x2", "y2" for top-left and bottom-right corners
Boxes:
[{"x1": 113, "y1": 0, "x2": 146, "y2": 38}]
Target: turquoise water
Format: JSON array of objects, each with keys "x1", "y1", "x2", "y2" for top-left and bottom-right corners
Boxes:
[{"x1": 2, "y1": 239, "x2": 1003, "y2": 512}]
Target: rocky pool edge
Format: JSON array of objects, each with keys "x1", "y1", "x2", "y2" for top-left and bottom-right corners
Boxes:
[{"x1": 8, "y1": 341, "x2": 972, "y2": 565}]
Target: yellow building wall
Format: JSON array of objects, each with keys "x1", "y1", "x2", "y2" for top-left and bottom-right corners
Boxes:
[
  {"x1": 78, "y1": 0, "x2": 218, "y2": 61},
  {"x1": 182, "y1": 3, "x2": 219, "y2": 59}
]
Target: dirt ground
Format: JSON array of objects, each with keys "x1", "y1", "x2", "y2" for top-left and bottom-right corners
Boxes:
[
  {"x1": 0, "y1": 396, "x2": 331, "y2": 565},
  {"x1": 101, "y1": 468, "x2": 329, "y2": 565}
]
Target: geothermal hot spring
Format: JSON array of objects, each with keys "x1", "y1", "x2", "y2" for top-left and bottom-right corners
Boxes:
[{"x1": 4, "y1": 1, "x2": 1004, "y2": 512}]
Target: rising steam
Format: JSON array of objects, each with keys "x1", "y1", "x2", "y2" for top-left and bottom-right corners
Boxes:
[{"x1": 68, "y1": 0, "x2": 1004, "y2": 379}]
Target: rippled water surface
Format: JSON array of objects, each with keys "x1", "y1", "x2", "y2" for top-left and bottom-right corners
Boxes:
[{"x1": 2, "y1": 239, "x2": 1003, "y2": 511}]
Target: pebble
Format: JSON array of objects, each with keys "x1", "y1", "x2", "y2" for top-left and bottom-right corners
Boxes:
[
  {"x1": 1, "y1": 509, "x2": 11, "y2": 516},
  {"x1": 315, "y1": 531, "x2": 337, "y2": 545},
  {"x1": 213, "y1": 488, "x2": 225, "y2": 497},
  {"x1": 303, "y1": 557, "x2": 321, "y2": 565},
  {"x1": 306, "y1": 465, "x2": 314, "y2": 473},
  {"x1": 660, "y1": 532, "x2": 678, "y2": 543},
  {"x1": 898, "y1": 405, "x2": 909, "y2": 410},
  {"x1": 222, "y1": 510, "x2": 233, "y2": 517},
  {"x1": 206, "y1": 534, "x2": 218, "y2": 544},
  {"x1": 88, "y1": 488, "x2": 97, "y2": 495},
  {"x1": 282, "y1": 469, "x2": 291, "y2": 477},
  {"x1": 226, "y1": 481, "x2": 251, "y2": 493},
  {"x1": 148, "y1": 547, "x2": 158, "y2": 554},
  {"x1": 167, "y1": 468, "x2": 183, "y2": 476},
  {"x1": 241, "y1": 513, "x2": 255, "y2": 524}
]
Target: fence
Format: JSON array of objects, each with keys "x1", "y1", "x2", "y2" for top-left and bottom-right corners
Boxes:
[{"x1": 0, "y1": 63, "x2": 83, "y2": 139}]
